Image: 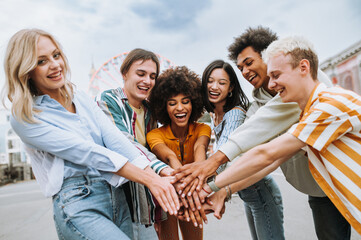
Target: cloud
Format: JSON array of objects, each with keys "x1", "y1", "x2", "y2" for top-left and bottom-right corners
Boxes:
[{"x1": 130, "y1": 0, "x2": 211, "y2": 31}]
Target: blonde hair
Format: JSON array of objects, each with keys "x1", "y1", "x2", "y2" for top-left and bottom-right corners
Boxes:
[
  {"x1": 1, "y1": 29, "x2": 74, "y2": 123},
  {"x1": 262, "y1": 36, "x2": 319, "y2": 80}
]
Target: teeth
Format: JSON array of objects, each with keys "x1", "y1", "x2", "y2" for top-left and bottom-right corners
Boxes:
[
  {"x1": 48, "y1": 72, "x2": 61, "y2": 78},
  {"x1": 209, "y1": 91, "x2": 220, "y2": 96},
  {"x1": 249, "y1": 75, "x2": 256, "y2": 81},
  {"x1": 138, "y1": 86, "x2": 149, "y2": 90},
  {"x1": 175, "y1": 113, "x2": 186, "y2": 117}
]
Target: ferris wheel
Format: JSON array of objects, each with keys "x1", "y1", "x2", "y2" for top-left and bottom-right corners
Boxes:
[{"x1": 87, "y1": 52, "x2": 174, "y2": 98}]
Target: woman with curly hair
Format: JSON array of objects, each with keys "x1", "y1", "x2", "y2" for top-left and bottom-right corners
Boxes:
[{"x1": 147, "y1": 66, "x2": 211, "y2": 240}]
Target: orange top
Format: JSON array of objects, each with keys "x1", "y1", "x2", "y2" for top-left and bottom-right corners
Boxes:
[{"x1": 147, "y1": 122, "x2": 211, "y2": 165}]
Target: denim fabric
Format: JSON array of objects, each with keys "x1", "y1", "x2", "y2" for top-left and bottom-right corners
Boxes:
[
  {"x1": 308, "y1": 195, "x2": 351, "y2": 240},
  {"x1": 132, "y1": 222, "x2": 158, "y2": 240},
  {"x1": 52, "y1": 176, "x2": 133, "y2": 240},
  {"x1": 238, "y1": 175, "x2": 284, "y2": 240}
]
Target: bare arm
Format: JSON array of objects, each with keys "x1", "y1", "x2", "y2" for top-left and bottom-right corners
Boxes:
[
  {"x1": 151, "y1": 143, "x2": 183, "y2": 169},
  {"x1": 116, "y1": 163, "x2": 180, "y2": 215},
  {"x1": 193, "y1": 135, "x2": 210, "y2": 162}
]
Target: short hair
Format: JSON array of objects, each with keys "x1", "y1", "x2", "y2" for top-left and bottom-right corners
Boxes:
[
  {"x1": 148, "y1": 66, "x2": 204, "y2": 125},
  {"x1": 2, "y1": 28, "x2": 73, "y2": 123},
  {"x1": 120, "y1": 48, "x2": 160, "y2": 79},
  {"x1": 228, "y1": 26, "x2": 278, "y2": 63},
  {"x1": 263, "y1": 36, "x2": 319, "y2": 80},
  {"x1": 201, "y1": 59, "x2": 249, "y2": 113}
]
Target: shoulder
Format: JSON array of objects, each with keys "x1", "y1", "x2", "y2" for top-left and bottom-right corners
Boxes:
[
  {"x1": 148, "y1": 125, "x2": 167, "y2": 136},
  {"x1": 192, "y1": 122, "x2": 211, "y2": 136}
]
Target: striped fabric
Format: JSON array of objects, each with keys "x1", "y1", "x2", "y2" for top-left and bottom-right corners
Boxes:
[
  {"x1": 288, "y1": 83, "x2": 361, "y2": 234},
  {"x1": 211, "y1": 106, "x2": 246, "y2": 173},
  {"x1": 96, "y1": 87, "x2": 167, "y2": 224}
]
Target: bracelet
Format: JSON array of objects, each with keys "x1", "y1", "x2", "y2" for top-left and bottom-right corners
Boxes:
[
  {"x1": 225, "y1": 185, "x2": 232, "y2": 202},
  {"x1": 202, "y1": 187, "x2": 212, "y2": 195}
]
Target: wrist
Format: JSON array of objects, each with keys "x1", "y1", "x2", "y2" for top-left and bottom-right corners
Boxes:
[
  {"x1": 214, "y1": 151, "x2": 229, "y2": 165},
  {"x1": 206, "y1": 175, "x2": 221, "y2": 192}
]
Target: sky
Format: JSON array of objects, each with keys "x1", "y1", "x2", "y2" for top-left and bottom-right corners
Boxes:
[{"x1": 0, "y1": 0, "x2": 360, "y2": 98}]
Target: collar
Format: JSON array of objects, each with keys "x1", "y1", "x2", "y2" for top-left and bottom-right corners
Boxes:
[
  {"x1": 119, "y1": 87, "x2": 150, "y2": 109},
  {"x1": 162, "y1": 123, "x2": 195, "y2": 140},
  {"x1": 300, "y1": 83, "x2": 327, "y2": 120}
]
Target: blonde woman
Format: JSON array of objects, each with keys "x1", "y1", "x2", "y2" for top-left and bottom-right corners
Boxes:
[{"x1": 1, "y1": 28, "x2": 179, "y2": 240}]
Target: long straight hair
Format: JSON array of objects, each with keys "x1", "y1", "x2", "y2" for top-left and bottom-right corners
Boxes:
[
  {"x1": 2, "y1": 29, "x2": 74, "y2": 123},
  {"x1": 202, "y1": 59, "x2": 249, "y2": 113}
]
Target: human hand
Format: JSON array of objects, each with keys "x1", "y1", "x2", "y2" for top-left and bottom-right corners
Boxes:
[
  {"x1": 205, "y1": 188, "x2": 227, "y2": 219},
  {"x1": 146, "y1": 176, "x2": 180, "y2": 215},
  {"x1": 159, "y1": 167, "x2": 174, "y2": 177},
  {"x1": 171, "y1": 159, "x2": 219, "y2": 193},
  {"x1": 177, "y1": 206, "x2": 204, "y2": 228}
]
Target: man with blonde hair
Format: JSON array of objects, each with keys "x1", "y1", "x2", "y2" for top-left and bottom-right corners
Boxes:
[{"x1": 202, "y1": 36, "x2": 361, "y2": 236}]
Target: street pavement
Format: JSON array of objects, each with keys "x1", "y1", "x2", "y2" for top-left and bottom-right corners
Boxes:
[{"x1": 0, "y1": 170, "x2": 360, "y2": 240}]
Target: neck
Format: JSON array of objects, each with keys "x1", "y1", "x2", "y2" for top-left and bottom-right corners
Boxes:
[
  {"x1": 213, "y1": 103, "x2": 225, "y2": 125},
  {"x1": 298, "y1": 79, "x2": 319, "y2": 110},
  {"x1": 170, "y1": 123, "x2": 189, "y2": 140},
  {"x1": 124, "y1": 89, "x2": 142, "y2": 109}
]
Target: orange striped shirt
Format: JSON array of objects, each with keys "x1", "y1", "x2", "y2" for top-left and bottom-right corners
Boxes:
[{"x1": 288, "y1": 83, "x2": 361, "y2": 234}]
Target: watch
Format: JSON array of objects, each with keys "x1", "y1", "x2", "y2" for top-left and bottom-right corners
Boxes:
[{"x1": 206, "y1": 175, "x2": 221, "y2": 192}]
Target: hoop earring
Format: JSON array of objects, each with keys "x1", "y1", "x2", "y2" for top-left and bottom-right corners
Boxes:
[{"x1": 228, "y1": 92, "x2": 232, "y2": 97}]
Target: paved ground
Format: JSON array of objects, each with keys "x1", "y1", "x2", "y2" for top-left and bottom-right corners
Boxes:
[{"x1": 0, "y1": 170, "x2": 360, "y2": 240}]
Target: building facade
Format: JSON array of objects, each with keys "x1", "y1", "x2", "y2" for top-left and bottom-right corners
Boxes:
[
  {"x1": 0, "y1": 108, "x2": 32, "y2": 184},
  {"x1": 320, "y1": 40, "x2": 361, "y2": 94}
]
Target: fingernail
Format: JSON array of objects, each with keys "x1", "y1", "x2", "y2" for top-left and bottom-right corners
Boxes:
[
  {"x1": 192, "y1": 208, "x2": 195, "y2": 211},
  {"x1": 178, "y1": 190, "x2": 182, "y2": 195},
  {"x1": 181, "y1": 194, "x2": 185, "y2": 198},
  {"x1": 194, "y1": 222, "x2": 198, "y2": 227},
  {"x1": 200, "y1": 224, "x2": 203, "y2": 229},
  {"x1": 187, "y1": 218, "x2": 190, "y2": 222},
  {"x1": 188, "y1": 192, "x2": 192, "y2": 197},
  {"x1": 198, "y1": 206, "x2": 201, "y2": 210},
  {"x1": 205, "y1": 220, "x2": 208, "y2": 224},
  {"x1": 169, "y1": 211, "x2": 173, "y2": 215}
]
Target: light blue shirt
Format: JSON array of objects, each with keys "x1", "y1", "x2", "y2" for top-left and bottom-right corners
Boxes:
[
  {"x1": 211, "y1": 106, "x2": 246, "y2": 173},
  {"x1": 10, "y1": 91, "x2": 149, "y2": 197}
]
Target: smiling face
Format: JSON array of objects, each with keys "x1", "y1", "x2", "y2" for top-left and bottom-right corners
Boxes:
[
  {"x1": 267, "y1": 54, "x2": 306, "y2": 105},
  {"x1": 29, "y1": 36, "x2": 65, "y2": 97},
  {"x1": 207, "y1": 68, "x2": 233, "y2": 108},
  {"x1": 167, "y1": 93, "x2": 192, "y2": 129},
  {"x1": 123, "y1": 59, "x2": 157, "y2": 108},
  {"x1": 237, "y1": 46, "x2": 274, "y2": 94}
]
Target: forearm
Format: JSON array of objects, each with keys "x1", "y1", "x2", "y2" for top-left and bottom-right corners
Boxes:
[
  {"x1": 115, "y1": 163, "x2": 154, "y2": 185},
  {"x1": 207, "y1": 151, "x2": 229, "y2": 169}
]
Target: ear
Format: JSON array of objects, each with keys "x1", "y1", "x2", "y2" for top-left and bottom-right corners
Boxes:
[{"x1": 299, "y1": 59, "x2": 310, "y2": 77}]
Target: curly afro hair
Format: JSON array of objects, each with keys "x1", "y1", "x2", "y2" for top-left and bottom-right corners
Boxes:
[
  {"x1": 228, "y1": 26, "x2": 278, "y2": 63},
  {"x1": 148, "y1": 66, "x2": 204, "y2": 125}
]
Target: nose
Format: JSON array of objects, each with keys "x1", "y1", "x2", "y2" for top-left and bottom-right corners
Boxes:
[
  {"x1": 209, "y1": 81, "x2": 218, "y2": 89},
  {"x1": 143, "y1": 75, "x2": 152, "y2": 85},
  {"x1": 242, "y1": 66, "x2": 250, "y2": 79},
  {"x1": 268, "y1": 78, "x2": 276, "y2": 90},
  {"x1": 50, "y1": 58, "x2": 60, "y2": 69},
  {"x1": 176, "y1": 102, "x2": 184, "y2": 111}
]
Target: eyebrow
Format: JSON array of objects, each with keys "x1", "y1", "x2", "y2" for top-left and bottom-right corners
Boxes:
[
  {"x1": 38, "y1": 49, "x2": 59, "y2": 58},
  {"x1": 209, "y1": 76, "x2": 229, "y2": 81}
]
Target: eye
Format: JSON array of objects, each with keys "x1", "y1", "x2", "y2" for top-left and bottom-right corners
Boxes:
[
  {"x1": 168, "y1": 101, "x2": 176, "y2": 106},
  {"x1": 53, "y1": 52, "x2": 61, "y2": 59},
  {"x1": 272, "y1": 73, "x2": 280, "y2": 79},
  {"x1": 246, "y1": 60, "x2": 253, "y2": 66},
  {"x1": 150, "y1": 74, "x2": 156, "y2": 80},
  {"x1": 37, "y1": 59, "x2": 47, "y2": 65}
]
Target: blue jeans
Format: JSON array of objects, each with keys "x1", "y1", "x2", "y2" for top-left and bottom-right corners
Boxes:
[
  {"x1": 52, "y1": 176, "x2": 133, "y2": 240},
  {"x1": 308, "y1": 195, "x2": 351, "y2": 240},
  {"x1": 238, "y1": 175, "x2": 284, "y2": 240}
]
